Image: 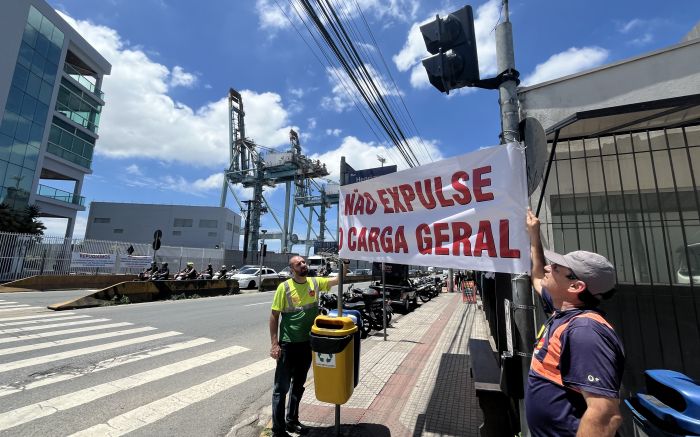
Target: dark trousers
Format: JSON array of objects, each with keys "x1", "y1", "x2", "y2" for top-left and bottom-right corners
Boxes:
[{"x1": 272, "y1": 341, "x2": 312, "y2": 433}]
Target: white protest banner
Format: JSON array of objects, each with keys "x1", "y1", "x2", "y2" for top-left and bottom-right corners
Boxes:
[
  {"x1": 119, "y1": 255, "x2": 153, "y2": 270},
  {"x1": 70, "y1": 252, "x2": 116, "y2": 268},
  {"x1": 339, "y1": 143, "x2": 530, "y2": 274}
]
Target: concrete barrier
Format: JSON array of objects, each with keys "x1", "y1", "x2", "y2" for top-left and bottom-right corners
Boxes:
[
  {"x1": 48, "y1": 279, "x2": 240, "y2": 310},
  {"x1": 0, "y1": 274, "x2": 139, "y2": 292}
]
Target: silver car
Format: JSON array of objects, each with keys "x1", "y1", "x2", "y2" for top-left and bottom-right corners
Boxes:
[{"x1": 231, "y1": 267, "x2": 279, "y2": 289}]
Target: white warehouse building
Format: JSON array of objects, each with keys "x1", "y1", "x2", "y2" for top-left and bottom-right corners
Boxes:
[{"x1": 85, "y1": 202, "x2": 242, "y2": 250}]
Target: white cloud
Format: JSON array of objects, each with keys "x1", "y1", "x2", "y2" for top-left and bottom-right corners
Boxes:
[
  {"x1": 618, "y1": 18, "x2": 644, "y2": 34},
  {"x1": 57, "y1": 12, "x2": 294, "y2": 168},
  {"x1": 256, "y1": 0, "x2": 419, "y2": 30},
  {"x1": 289, "y1": 87, "x2": 305, "y2": 98},
  {"x1": 321, "y1": 65, "x2": 402, "y2": 112},
  {"x1": 522, "y1": 47, "x2": 609, "y2": 87},
  {"x1": 630, "y1": 33, "x2": 653, "y2": 46},
  {"x1": 393, "y1": 0, "x2": 501, "y2": 90},
  {"x1": 309, "y1": 135, "x2": 442, "y2": 181},
  {"x1": 326, "y1": 128, "x2": 342, "y2": 137},
  {"x1": 125, "y1": 164, "x2": 141, "y2": 175},
  {"x1": 170, "y1": 65, "x2": 197, "y2": 88},
  {"x1": 307, "y1": 118, "x2": 317, "y2": 130}
]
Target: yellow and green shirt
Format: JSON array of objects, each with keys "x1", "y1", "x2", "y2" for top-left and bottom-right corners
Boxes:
[{"x1": 271, "y1": 277, "x2": 330, "y2": 343}]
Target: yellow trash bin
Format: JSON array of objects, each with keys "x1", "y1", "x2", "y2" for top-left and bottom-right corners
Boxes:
[{"x1": 310, "y1": 315, "x2": 358, "y2": 404}]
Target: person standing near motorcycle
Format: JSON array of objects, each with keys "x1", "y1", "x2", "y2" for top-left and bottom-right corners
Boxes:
[{"x1": 269, "y1": 255, "x2": 347, "y2": 437}]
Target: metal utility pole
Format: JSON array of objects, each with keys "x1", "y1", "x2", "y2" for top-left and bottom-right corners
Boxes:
[{"x1": 496, "y1": 2, "x2": 535, "y2": 436}]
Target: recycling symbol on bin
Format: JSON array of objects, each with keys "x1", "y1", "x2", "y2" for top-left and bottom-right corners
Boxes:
[{"x1": 318, "y1": 353, "x2": 333, "y2": 363}]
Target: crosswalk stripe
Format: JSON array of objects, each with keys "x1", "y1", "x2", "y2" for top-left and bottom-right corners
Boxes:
[
  {"x1": 0, "y1": 326, "x2": 157, "y2": 356},
  {"x1": 0, "y1": 344, "x2": 250, "y2": 431},
  {"x1": 0, "y1": 337, "x2": 215, "y2": 398},
  {"x1": 0, "y1": 302, "x2": 19, "y2": 305},
  {"x1": 0, "y1": 318, "x2": 112, "y2": 335},
  {"x1": 0, "y1": 331, "x2": 181, "y2": 373},
  {"x1": 70, "y1": 358, "x2": 276, "y2": 437},
  {"x1": 0, "y1": 305, "x2": 32, "y2": 311},
  {"x1": 0, "y1": 314, "x2": 88, "y2": 326},
  {"x1": 0, "y1": 322, "x2": 133, "y2": 344},
  {"x1": 0, "y1": 312, "x2": 78, "y2": 324}
]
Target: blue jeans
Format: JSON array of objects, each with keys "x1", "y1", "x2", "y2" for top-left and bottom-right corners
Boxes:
[{"x1": 272, "y1": 341, "x2": 312, "y2": 433}]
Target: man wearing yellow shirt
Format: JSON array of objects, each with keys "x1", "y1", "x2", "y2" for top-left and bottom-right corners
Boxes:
[{"x1": 269, "y1": 255, "x2": 346, "y2": 437}]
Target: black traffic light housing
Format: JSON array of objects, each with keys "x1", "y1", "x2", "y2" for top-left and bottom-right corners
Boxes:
[{"x1": 420, "y1": 5, "x2": 479, "y2": 93}]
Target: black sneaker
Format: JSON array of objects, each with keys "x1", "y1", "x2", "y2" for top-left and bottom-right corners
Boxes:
[
  {"x1": 272, "y1": 432, "x2": 292, "y2": 437},
  {"x1": 286, "y1": 421, "x2": 310, "y2": 435}
]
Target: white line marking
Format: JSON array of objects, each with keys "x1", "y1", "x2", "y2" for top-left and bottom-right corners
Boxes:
[
  {"x1": 0, "y1": 331, "x2": 181, "y2": 373},
  {"x1": 244, "y1": 302, "x2": 271, "y2": 307},
  {"x1": 69, "y1": 358, "x2": 276, "y2": 437},
  {"x1": 0, "y1": 326, "x2": 157, "y2": 356},
  {"x1": 0, "y1": 337, "x2": 215, "y2": 398},
  {"x1": 0, "y1": 322, "x2": 133, "y2": 344},
  {"x1": 0, "y1": 312, "x2": 79, "y2": 324},
  {"x1": 0, "y1": 345, "x2": 250, "y2": 431},
  {"x1": 0, "y1": 318, "x2": 112, "y2": 334},
  {"x1": 0, "y1": 302, "x2": 19, "y2": 305},
  {"x1": 0, "y1": 305, "x2": 32, "y2": 311}
]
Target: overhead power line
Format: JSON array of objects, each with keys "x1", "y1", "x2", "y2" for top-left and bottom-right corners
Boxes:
[{"x1": 278, "y1": 0, "x2": 432, "y2": 168}]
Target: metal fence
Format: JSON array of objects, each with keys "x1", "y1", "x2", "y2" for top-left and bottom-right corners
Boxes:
[{"x1": 0, "y1": 231, "x2": 224, "y2": 281}]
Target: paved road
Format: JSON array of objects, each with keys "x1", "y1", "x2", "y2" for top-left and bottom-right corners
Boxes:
[{"x1": 0, "y1": 283, "x2": 390, "y2": 437}]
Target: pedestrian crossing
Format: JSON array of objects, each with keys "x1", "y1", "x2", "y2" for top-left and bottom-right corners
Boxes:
[{"x1": 0, "y1": 305, "x2": 275, "y2": 435}]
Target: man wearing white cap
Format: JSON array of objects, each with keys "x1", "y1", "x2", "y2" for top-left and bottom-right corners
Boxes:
[{"x1": 525, "y1": 209, "x2": 624, "y2": 437}]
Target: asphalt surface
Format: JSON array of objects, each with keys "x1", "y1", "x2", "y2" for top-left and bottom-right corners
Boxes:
[{"x1": 0, "y1": 283, "x2": 386, "y2": 437}]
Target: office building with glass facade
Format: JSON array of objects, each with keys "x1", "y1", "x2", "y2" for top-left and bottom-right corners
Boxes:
[{"x1": 0, "y1": 0, "x2": 110, "y2": 237}]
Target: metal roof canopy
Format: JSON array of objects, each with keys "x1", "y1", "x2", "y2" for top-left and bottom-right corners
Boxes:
[
  {"x1": 545, "y1": 93, "x2": 700, "y2": 141},
  {"x1": 535, "y1": 93, "x2": 700, "y2": 214}
]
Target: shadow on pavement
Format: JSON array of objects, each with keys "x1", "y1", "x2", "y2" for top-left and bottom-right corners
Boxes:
[{"x1": 306, "y1": 423, "x2": 391, "y2": 436}]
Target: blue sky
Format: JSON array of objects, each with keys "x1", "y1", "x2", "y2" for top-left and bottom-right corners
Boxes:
[{"x1": 43, "y1": 0, "x2": 699, "y2": 251}]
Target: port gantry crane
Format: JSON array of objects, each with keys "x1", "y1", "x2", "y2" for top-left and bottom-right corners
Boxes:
[{"x1": 219, "y1": 88, "x2": 339, "y2": 259}]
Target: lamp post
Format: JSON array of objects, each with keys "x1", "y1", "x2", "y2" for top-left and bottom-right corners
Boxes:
[{"x1": 258, "y1": 229, "x2": 267, "y2": 292}]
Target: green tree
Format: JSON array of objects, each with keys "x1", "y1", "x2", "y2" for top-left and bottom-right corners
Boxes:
[{"x1": 0, "y1": 204, "x2": 46, "y2": 235}]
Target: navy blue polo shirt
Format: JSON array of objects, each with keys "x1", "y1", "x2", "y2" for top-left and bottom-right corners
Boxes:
[{"x1": 525, "y1": 289, "x2": 625, "y2": 436}]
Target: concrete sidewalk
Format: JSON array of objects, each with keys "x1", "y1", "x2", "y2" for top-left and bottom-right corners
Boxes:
[{"x1": 264, "y1": 292, "x2": 492, "y2": 437}]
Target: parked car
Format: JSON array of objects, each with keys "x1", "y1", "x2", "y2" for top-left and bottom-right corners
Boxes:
[
  {"x1": 278, "y1": 266, "x2": 292, "y2": 279},
  {"x1": 231, "y1": 267, "x2": 279, "y2": 289},
  {"x1": 327, "y1": 268, "x2": 339, "y2": 277},
  {"x1": 352, "y1": 268, "x2": 372, "y2": 276}
]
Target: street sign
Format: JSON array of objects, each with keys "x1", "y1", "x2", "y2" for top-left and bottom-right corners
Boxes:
[{"x1": 346, "y1": 165, "x2": 397, "y2": 184}]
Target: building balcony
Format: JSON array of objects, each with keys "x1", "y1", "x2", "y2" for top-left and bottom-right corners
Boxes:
[
  {"x1": 63, "y1": 62, "x2": 104, "y2": 100},
  {"x1": 36, "y1": 184, "x2": 85, "y2": 206}
]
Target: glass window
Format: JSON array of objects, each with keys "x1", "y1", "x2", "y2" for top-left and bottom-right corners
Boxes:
[
  {"x1": 173, "y1": 230, "x2": 182, "y2": 236},
  {"x1": 14, "y1": 118, "x2": 31, "y2": 143},
  {"x1": 20, "y1": 95, "x2": 37, "y2": 120},
  {"x1": 38, "y1": 81, "x2": 53, "y2": 105},
  {"x1": 113, "y1": 229, "x2": 124, "y2": 234},
  {"x1": 50, "y1": 27, "x2": 64, "y2": 47},
  {"x1": 9, "y1": 141, "x2": 27, "y2": 166},
  {"x1": 0, "y1": 112, "x2": 19, "y2": 138},
  {"x1": 30, "y1": 54, "x2": 46, "y2": 78},
  {"x1": 3, "y1": 163, "x2": 22, "y2": 189},
  {"x1": 93, "y1": 217, "x2": 110, "y2": 223},
  {"x1": 35, "y1": 33, "x2": 49, "y2": 58},
  {"x1": 208, "y1": 232, "x2": 217, "y2": 237},
  {"x1": 173, "y1": 218, "x2": 193, "y2": 227},
  {"x1": 18, "y1": 43, "x2": 33, "y2": 69},
  {"x1": 22, "y1": 23, "x2": 38, "y2": 48},
  {"x1": 23, "y1": 145, "x2": 39, "y2": 170},
  {"x1": 39, "y1": 16, "x2": 54, "y2": 38},
  {"x1": 0, "y1": 134, "x2": 12, "y2": 161},
  {"x1": 42, "y1": 65, "x2": 56, "y2": 84},
  {"x1": 34, "y1": 102, "x2": 48, "y2": 123},
  {"x1": 199, "y1": 219, "x2": 218, "y2": 228},
  {"x1": 46, "y1": 43, "x2": 61, "y2": 65},
  {"x1": 12, "y1": 65, "x2": 30, "y2": 90},
  {"x1": 26, "y1": 72, "x2": 42, "y2": 98},
  {"x1": 28, "y1": 6, "x2": 43, "y2": 30},
  {"x1": 227, "y1": 222, "x2": 233, "y2": 231},
  {"x1": 5, "y1": 87, "x2": 24, "y2": 114}
]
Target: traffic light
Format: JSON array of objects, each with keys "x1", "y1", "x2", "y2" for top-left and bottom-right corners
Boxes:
[
  {"x1": 420, "y1": 5, "x2": 479, "y2": 93},
  {"x1": 261, "y1": 244, "x2": 267, "y2": 258}
]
